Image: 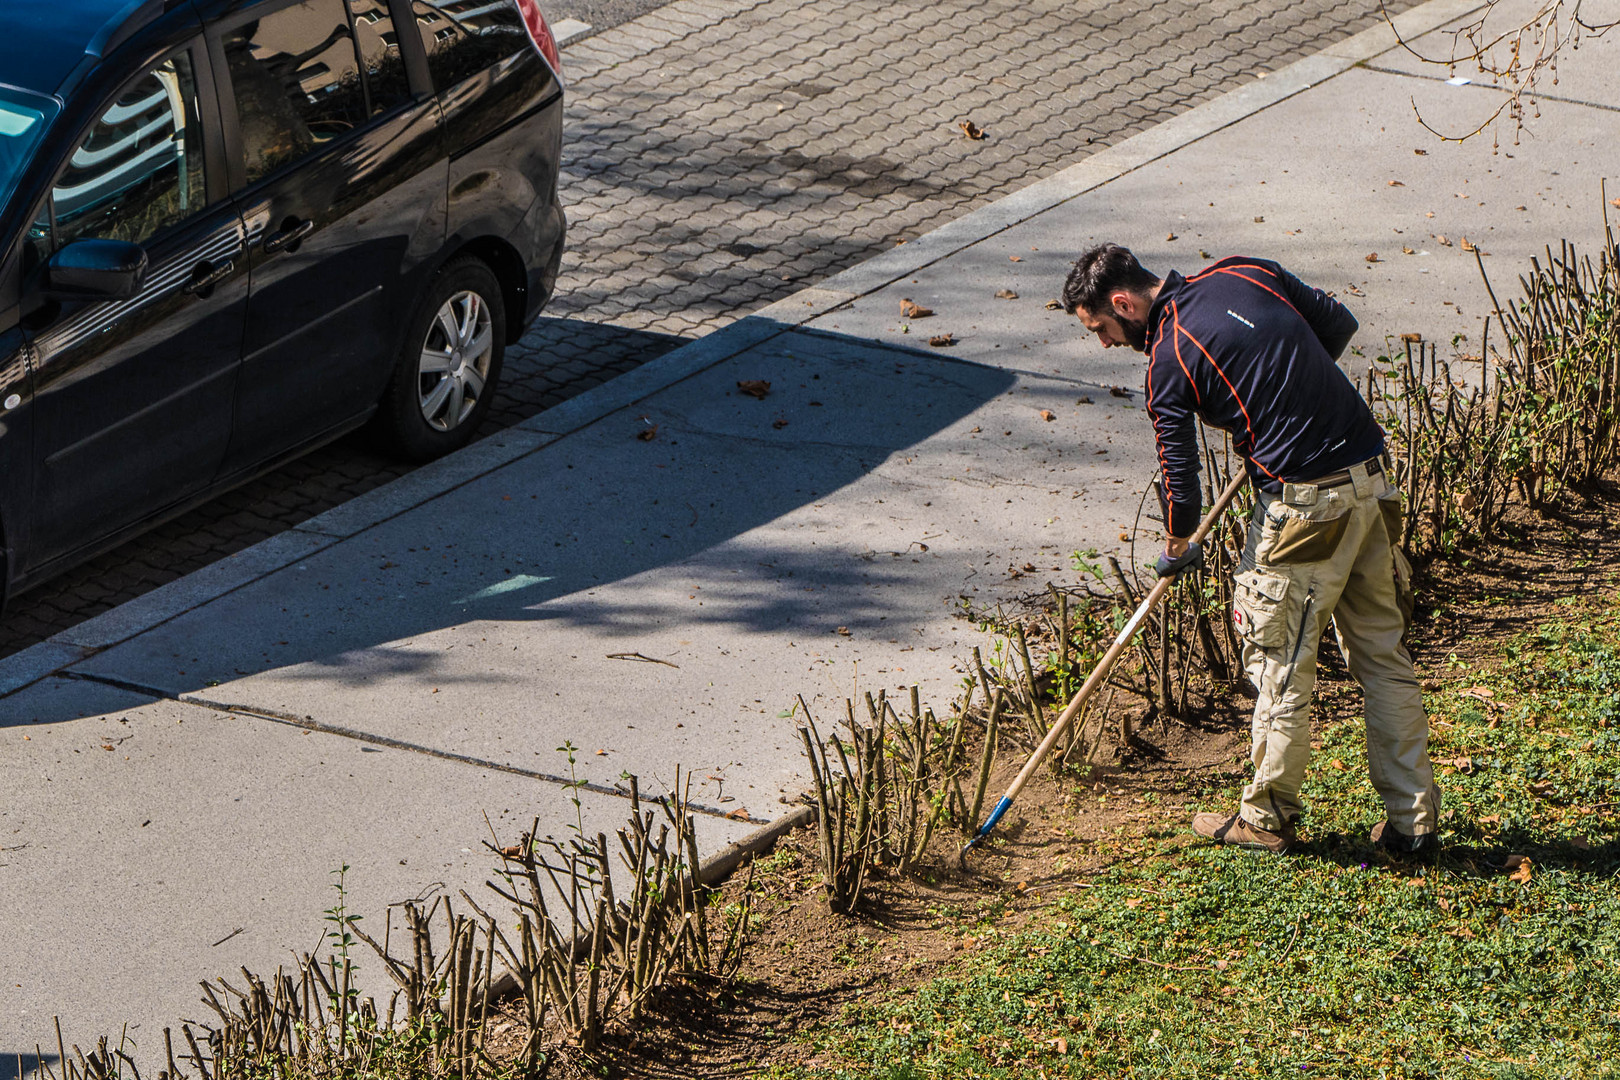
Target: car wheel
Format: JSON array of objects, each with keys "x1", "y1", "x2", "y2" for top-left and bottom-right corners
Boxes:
[{"x1": 377, "y1": 257, "x2": 506, "y2": 461}]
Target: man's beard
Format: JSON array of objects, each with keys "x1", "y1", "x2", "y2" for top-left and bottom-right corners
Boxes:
[{"x1": 1120, "y1": 314, "x2": 1149, "y2": 352}]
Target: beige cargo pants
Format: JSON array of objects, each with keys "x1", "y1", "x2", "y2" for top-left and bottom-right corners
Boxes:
[{"x1": 1232, "y1": 458, "x2": 1441, "y2": 835}]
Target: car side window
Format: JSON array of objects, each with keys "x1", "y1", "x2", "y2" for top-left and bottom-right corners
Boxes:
[
  {"x1": 224, "y1": 0, "x2": 369, "y2": 185},
  {"x1": 349, "y1": 0, "x2": 412, "y2": 115},
  {"x1": 408, "y1": 0, "x2": 528, "y2": 91},
  {"x1": 52, "y1": 53, "x2": 208, "y2": 249}
]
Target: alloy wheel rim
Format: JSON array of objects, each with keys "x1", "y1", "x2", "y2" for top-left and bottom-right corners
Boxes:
[{"x1": 418, "y1": 290, "x2": 493, "y2": 432}]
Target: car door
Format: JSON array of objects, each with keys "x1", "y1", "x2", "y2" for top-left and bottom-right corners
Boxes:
[
  {"x1": 213, "y1": 0, "x2": 447, "y2": 475},
  {"x1": 21, "y1": 43, "x2": 250, "y2": 570}
]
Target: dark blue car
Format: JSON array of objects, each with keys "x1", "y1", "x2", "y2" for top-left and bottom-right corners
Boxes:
[{"x1": 0, "y1": 0, "x2": 566, "y2": 605}]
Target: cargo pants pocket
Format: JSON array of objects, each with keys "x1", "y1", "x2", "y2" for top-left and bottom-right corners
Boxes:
[
  {"x1": 1233, "y1": 568, "x2": 1292, "y2": 650},
  {"x1": 1264, "y1": 512, "x2": 1350, "y2": 564}
]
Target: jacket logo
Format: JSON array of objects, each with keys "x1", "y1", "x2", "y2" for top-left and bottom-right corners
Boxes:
[{"x1": 1227, "y1": 310, "x2": 1254, "y2": 328}]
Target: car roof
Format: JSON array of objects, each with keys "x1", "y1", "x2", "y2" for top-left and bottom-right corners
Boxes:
[{"x1": 0, "y1": 0, "x2": 178, "y2": 97}]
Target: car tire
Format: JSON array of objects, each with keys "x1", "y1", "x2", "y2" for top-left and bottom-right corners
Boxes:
[{"x1": 376, "y1": 257, "x2": 507, "y2": 461}]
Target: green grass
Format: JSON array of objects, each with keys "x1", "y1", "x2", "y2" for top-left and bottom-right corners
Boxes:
[{"x1": 773, "y1": 601, "x2": 1620, "y2": 1079}]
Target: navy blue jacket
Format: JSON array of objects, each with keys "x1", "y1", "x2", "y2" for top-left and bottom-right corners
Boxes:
[{"x1": 1145, "y1": 257, "x2": 1385, "y2": 537}]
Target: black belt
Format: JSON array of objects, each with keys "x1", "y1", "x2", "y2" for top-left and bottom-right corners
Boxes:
[{"x1": 1304, "y1": 456, "x2": 1384, "y2": 488}]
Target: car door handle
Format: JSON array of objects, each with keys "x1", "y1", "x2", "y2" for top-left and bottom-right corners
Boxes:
[
  {"x1": 262, "y1": 219, "x2": 315, "y2": 255},
  {"x1": 183, "y1": 259, "x2": 236, "y2": 295}
]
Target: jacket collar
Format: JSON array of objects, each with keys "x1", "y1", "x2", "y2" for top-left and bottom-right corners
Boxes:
[{"x1": 1146, "y1": 270, "x2": 1184, "y2": 351}]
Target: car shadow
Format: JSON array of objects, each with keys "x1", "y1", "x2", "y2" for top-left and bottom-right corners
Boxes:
[{"x1": 6, "y1": 320, "x2": 1019, "y2": 723}]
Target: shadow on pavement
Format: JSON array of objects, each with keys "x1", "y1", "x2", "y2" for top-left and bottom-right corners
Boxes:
[{"x1": 8, "y1": 322, "x2": 1017, "y2": 723}]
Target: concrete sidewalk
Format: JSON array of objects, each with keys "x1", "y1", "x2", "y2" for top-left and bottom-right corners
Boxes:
[{"x1": 5, "y1": 0, "x2": 1618, "y2": 1059}]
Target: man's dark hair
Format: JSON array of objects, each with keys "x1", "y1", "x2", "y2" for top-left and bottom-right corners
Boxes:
[{"x1": 1061, "y1": 244, "x2": 1161, "y2": 315}]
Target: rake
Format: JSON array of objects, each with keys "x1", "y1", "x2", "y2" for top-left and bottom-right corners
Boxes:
[{"x1": 960, "y1": 468, "x2": 1248, "y2": 862}]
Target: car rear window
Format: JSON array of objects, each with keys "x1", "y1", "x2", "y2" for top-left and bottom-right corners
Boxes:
[{"x1": 408, "y1": 0, "x2": 529, "y2": 91}]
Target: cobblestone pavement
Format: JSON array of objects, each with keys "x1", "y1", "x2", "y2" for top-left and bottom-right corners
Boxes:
[{"x1": 0, "y1": 0, "x2": 1411, "y2": 659}]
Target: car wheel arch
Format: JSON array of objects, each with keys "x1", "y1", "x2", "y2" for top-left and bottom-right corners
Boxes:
[{"x1": 451, "y1": 237, "x2": 529, "y2": 345}]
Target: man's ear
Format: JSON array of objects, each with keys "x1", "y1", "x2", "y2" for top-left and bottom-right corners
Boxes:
[{"x1": 1109, "y1": 289, "x2": 1138, "y2": 319}]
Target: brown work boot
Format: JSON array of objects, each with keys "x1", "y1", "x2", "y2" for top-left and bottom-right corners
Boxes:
[
  {"x1": 1371, "y1": 820, "x2": 1440, "y2": 859},
  {"x1": 1192, "y1": 811, "x2": 1294, "y2": 853}
]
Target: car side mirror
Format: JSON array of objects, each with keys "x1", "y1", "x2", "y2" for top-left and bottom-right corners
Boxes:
[{"x1": 41, "y1": 239, "x2": 148, "y2": 301}]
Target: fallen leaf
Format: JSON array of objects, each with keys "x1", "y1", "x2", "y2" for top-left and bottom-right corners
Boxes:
[
  {"x1": 1402, "y1": 245, "x2": 1416, "y2": 255},
  {"x1": 1462, "y1": 685, "x2": 1494, "y2": 699},
  {"x1": 1166, "y1": 231, "x2": 1178, "y2": 241},
  {"x1": 928, "y1": 332, "x2": 955, "y2": 347},
  {"x1": 1611, "y1": 197, "x2": 1620, "y2": 209},
  {"x1": 1044, "y1": 299, "x2": 1062, "y2": 310},
  {"x1": 1039, "y1": 409, "x2": 1056, "y2": 422},
  {"x1": 737, "y1": 379, "x2": 772, "y2": 399},
  {"x1": 959, "y1": 119, "x2": 986, "y2": 140},
  {"x1": 1125, "y1": 897, "x2": 1143, "y2": 908},
  {"x1": 1571, "y1": 836, "x2": 1593, "y2": 850},
  {"x1": 1199, "y1": 249, "x2": 1212, "y2": 259},
  {"x1": 1054, "y1": 1037, "x2": 1069, "y2": 1055},
  {"x1": 725, "y1": 807, "x2": 754, "y2": 821},
  {"x1": 836, "y1": 626, "x2": 851, "y2": 636},
  {"x1": 1329, "y1": 758, "x2": 1347, "y2": 772},
  {"x1": 1009, "y1": 255, "x2": 1022, "y2": 262},
  {"x1": 1118, "y1": 530, "x2": 1130, "y2": 541},
  {"x1": 636, "y1": 424, "x2": 658, "y2": 441},
  {"x1": 101, "y1": 744, "x2": 114, "y2": 751},
  {"x1": 1400, "y1": 332, "x2": 1423, "y2": 343},
  {"x1": 1460, "y1": 236, "x2": 1477, "y2": 252},
  {"x1": 1436, "y1": 234, "x2": 1453, "y2": 246},
  {"x1": 1389, "y1": 180, "x2": 1405, "y2": 187},
  {"x1": 1076, "y1": 395, "x2": 1093, "y2": 405},
  {"x1": 1480, "y1": 814, "x2": 1501, "y2": 825},
  {"x1": 995, "y1": 288, "x2": 1019, "y2": 299},
  {"x1": 900, "y1": 298, "x2": 933, "y2": 319},
  {"x1": 1515, "y1": 205, "x2": 1527, "y2": 211},
  {"x1": 1254, "y1": 215, "x2": 1265, "y2": 223},
  {"x1": 970, "y1": 425, "x2": 982, "y2": 432},
  {"x1": 1346, "y1": 283, "x2": 1365, "y2": 296},
  {"x1": 499, "y1": 844, "x2": 524, "y2": 858},
  {"x1": 1414, "y1": 148, "x2": 1428, "y2": 155},
  {"x1": 1022, "y1": 563, "x2": 1037, "y2": 572},
  {"x1": 772, "y1": 418, "x2": 789, "y2": 429},
  {"x1": 1505, "y1": 855, "x2": 1533, "y2": 883},
  {"x1": 1110, "y1": 386, "x2": 1131, "y2": 398},
  {"x1": 595, "y1": 748, "x2": 609, "y2": 756},
  {"x1": 1365, "y1": 252, "x2": 1381, "y2": 263},
  {"x1": 1530, "y1": 781, "x2": 1556, "y2": 797},
  {"x1": 1421, "y1": 679, "x2": 1441, "y2": 691},
  {"x1": 1406, "y1": 877, "x2": 1426, "y2": 888}
]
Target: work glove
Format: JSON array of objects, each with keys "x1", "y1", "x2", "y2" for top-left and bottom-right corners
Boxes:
[{"x1": 1155, "y1": 542, "x2": 1204, "y2": 579}]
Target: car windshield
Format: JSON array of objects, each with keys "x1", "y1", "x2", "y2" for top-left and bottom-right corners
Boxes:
[{"x1": 0, "y1": 84, "x2": 58, "y2": 215}]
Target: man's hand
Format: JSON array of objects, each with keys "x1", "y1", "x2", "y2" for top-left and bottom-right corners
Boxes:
[{"x1": 1155, "y1": 539, "x2": 1203, "y2": 579}]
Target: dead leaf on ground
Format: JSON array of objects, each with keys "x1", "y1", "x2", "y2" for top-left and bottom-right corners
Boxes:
[
  {"x1": 1434, "y1": 235, "x2": 1452, "y2": 246},
  {"x1": 1414, "y1": 148, "x2": 1428, "y2": 155},
  {"x1": 1054, "y1": 1037, "x2": 1069, "y2": 1055},
  {"x1": 1166, "y1": 232, "x2": 1178, "y2": 241},
  {"x1": 725, "y1": 807, "x2": 754, "y2": 821},
  {"x1": 1505, "y1": 854, "x2": 1534, "y2": 883},
  {"x1": 1039, "y1": 409, "x2": 1056, "y2": 421},
  {"x1": 1009, "y1": 255, "x2": 1023, "y2": 262},
  {"x1": 737, "y1": 379, "x2": 772, "y2": 399},
  {"x1": 1530, "y1": 781, "x2": 1556, "y2": 797},
  {"x1": 1460, "y1": 236, "x2": 1479, "y2": 252},
  {"x1": 1110, "y1": 386, "x2": 1131, "y2": 398},
  {"x1": 1389, "y1": 180, "x2": 1405, "y2": 187},
  {"x1": 1329, "y1": 758, "x2": 1347, "y2": 772},
  {"x1": 1022, "y1": 563, "x2": 1036, "y2": 572},
  {"x1": 595, "y1": 749, "x2": 609, "y2": 756},
  {"x1": 1346, "y1": 283, "x2": 1366, "y2": 296},
  {"x1": 995, "y1": 288, "x2": 1019, "y2": 299},
  {"x1": 1480, "y1": 814, "x2": 1502, "y2": 825},
  {"x1": 1254, "y1": 216, "x2": 1265, "y2": 223},
  {"x1": 928, "y1": 332, "x2": 955, "y2": 347},
  {"x1": 1077, "y1": 395, "x2": 1093, "y2": 405},
  {"x1": 1421, "y1": 679, "x2": 1440, "y2": 691},
  {"x1": 772, "y1": 418, "x2": 789, "y2": 429},
  {"x1": 1400, "y1": 332, "x2": 1423, "y2": 343},
  {"x1": 1199, "y1": 249, "x2": 1212, "y2": 259},
  {"x1": 1125, "y1": 897, "x2": 1144, "y2": 908},
  {"x1": 1462, "y1": 685, "x2": 1495, "y2": 699},
  {"x1": 1610, "y1": 197, "x2": 1620, "y2": 209},
  {"x1": 636, "y1": 424, "x2": 658, "y2": 441},
  {"x1": 1118, "y1": 530, "x2": 1130, "y2": 541},
  {"x1": 1365, "y1": 252, "x2": 1381, "y2": 263},
  {"x1": 499, "y1": 844, "x2": 524, "y2": 858},
  {"x1": 1044, "y1": 299, "x2": 1062, "y2": 310},
  {"x1": 900, "y1": 297, "x2": 933, "y2": 319},
  {"x1": 835, "y1": 626, "x2": 851, "y2": 636},
  {"x1": 959, "y1": 120, "x2": 986, "y2": 140},
  {"x1": 1402, "y1": 245, "x2": 1416, "y2": 255}
]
